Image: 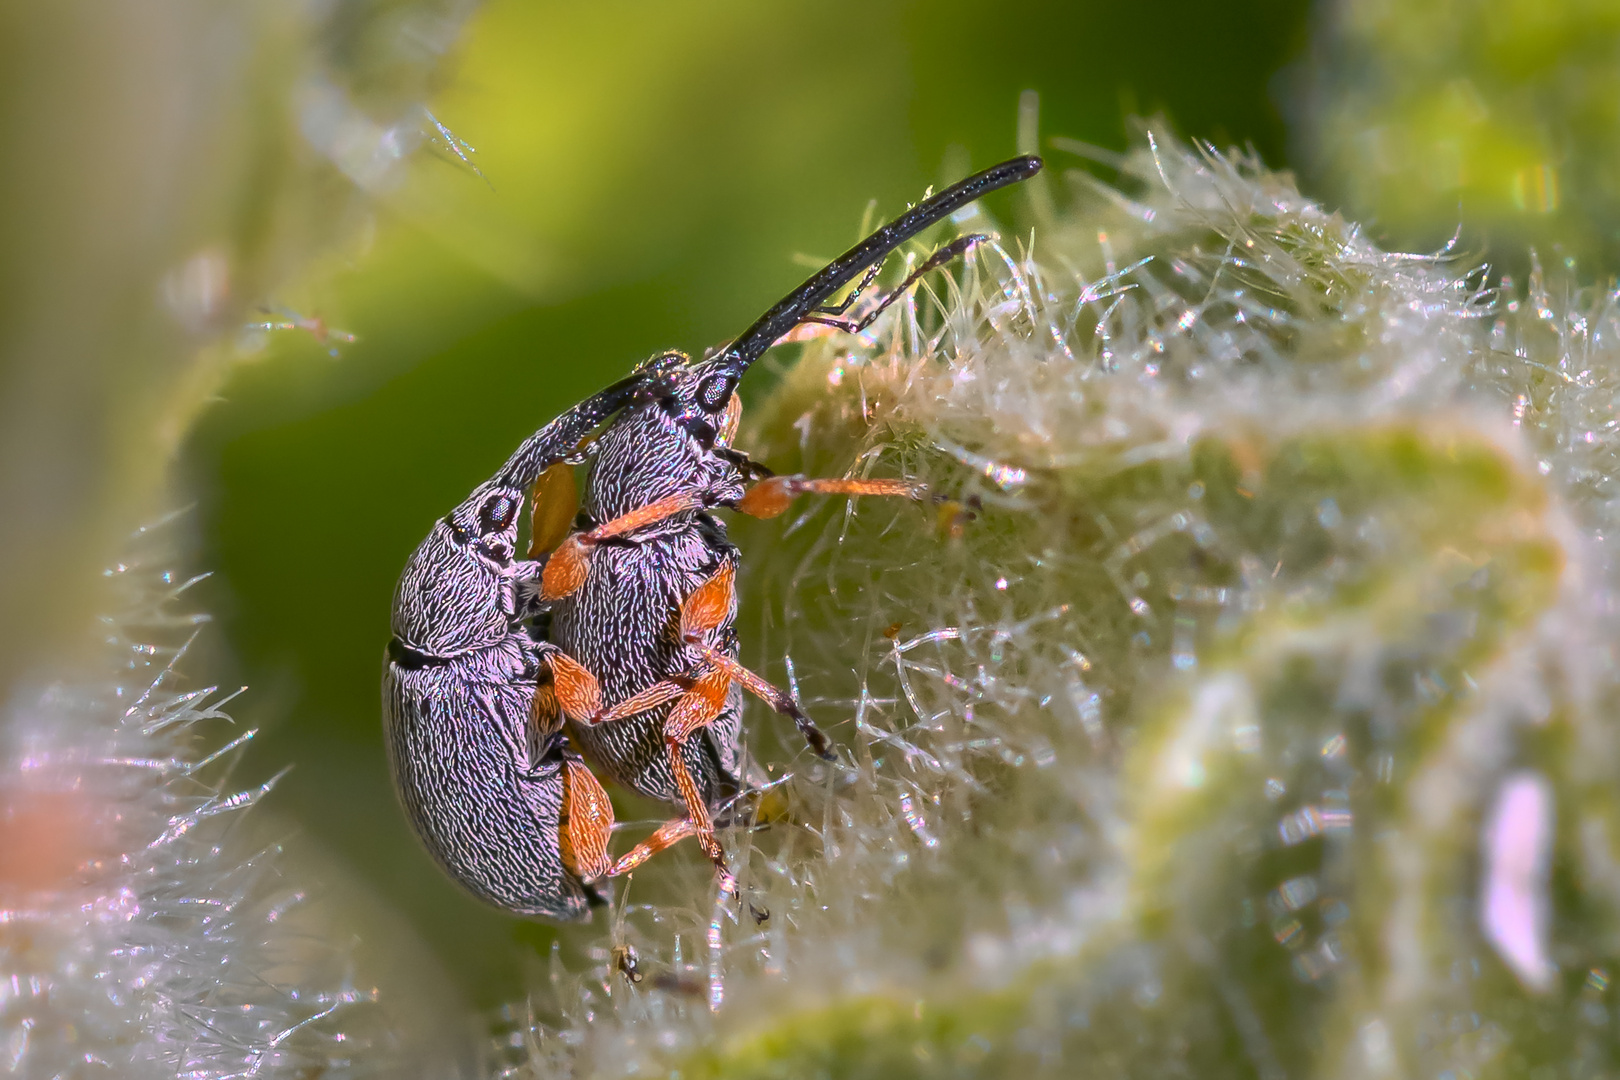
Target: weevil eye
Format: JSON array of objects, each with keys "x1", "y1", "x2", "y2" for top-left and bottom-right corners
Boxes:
[
  {"x1": 696, "y1": 373, "x2": 735, "y2": 412},
  {"x1": 479, "y1": 493, "x2": 518, "y2": 534}
]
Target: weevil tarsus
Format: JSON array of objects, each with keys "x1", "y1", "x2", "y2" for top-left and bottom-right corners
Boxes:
[
  {"x1": 612, "y1": 943, "x2": 644, "y2": 983},
  {"x1": 733, "y1": 475, "x2": 922, "y2": 520}
]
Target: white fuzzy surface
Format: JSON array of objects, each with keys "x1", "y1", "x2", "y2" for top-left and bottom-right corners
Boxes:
[{"x1": 0, "y1": 516, "x2": 381, "y2": 1077}]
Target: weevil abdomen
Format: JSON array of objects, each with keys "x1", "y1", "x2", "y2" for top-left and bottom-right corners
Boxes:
[{"x1": 383, "y1": 643, "x2": 598, "y2": 920}]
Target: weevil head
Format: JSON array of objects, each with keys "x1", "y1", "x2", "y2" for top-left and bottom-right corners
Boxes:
[
  {"x1": 584, "y1": 351, "x2": 749, "y2": 520},
  {"x1": 445, "y1": 479, "x2": 525, "y2": 567},
  {"x1": 619, "y1": 349, "x2": 740, "y2": 445},
  {"x1": 391, "y1": 479, "x2": 526, "y2": 654},
  {"x1": 660, "y1": 351, "x2": 747, "y2": 448}
]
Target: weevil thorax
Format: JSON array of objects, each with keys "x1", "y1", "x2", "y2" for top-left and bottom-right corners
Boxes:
[
  {"x1": 585, "y1": 351, "x2": 746, "y2": 521},
  {"x1": 391, "y1": 479, "x2": 525, "y2": 656}
]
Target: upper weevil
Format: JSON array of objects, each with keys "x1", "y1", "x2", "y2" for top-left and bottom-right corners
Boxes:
[{"x1": 384, "y1": 155, "x2": 1043, "y2": 918}]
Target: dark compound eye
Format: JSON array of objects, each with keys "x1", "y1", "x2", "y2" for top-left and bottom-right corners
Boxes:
[
  {"x1": 479, "y1": 493, "x2": 518, "y2": 534},
  {"x1": 696, "y1": 373, "x2": 734, "y2": 412}
]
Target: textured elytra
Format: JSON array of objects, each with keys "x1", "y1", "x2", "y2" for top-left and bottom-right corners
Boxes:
[{"x1": 384, "y1": 646, "x2": 595, "y2": 919}]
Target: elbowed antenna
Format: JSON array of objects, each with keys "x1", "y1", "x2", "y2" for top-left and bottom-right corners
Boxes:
[
  {"x1": 712, "y1": 155, "x2": 1043, "y2": 379},
  {"x1": 494, "y1": 370, "x2": 648, "y2": 489},
  {"x1": 497, "y1": 155, "x2": 1042, "y2": 488}
]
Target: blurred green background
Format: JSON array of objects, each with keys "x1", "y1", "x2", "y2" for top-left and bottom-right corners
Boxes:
[{"x1": 182, "y1": 0, "x2": 1310, "y2": 1010}]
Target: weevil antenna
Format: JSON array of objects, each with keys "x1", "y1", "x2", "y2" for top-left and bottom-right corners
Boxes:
[
  {"x1": 495, "y1": 371, "x2": 648, "y2": 489},
  {"x1": 709, "y1": 155, "x2": 1042, "y2": 381}
]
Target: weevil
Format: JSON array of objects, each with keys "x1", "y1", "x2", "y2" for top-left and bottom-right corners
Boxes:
[{"x1": 384, "y1": 155, "x2": 1042, "y2": 918}]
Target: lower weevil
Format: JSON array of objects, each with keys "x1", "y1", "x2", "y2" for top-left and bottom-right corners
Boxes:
[{"x1": 384, "y1": 155, "x2": 1042, "y2": 917}]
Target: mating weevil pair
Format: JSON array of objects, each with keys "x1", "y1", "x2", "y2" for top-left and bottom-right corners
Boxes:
[{"x1": 383, "y1": 155, "x2": 1042, "y2": 920}]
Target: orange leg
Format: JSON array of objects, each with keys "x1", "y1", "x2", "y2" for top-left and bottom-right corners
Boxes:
[
  {"x1": 557, "y1": 756, "x2": 701, "y2": 880},
  {"x1": 561, "y1": 665, "x2": 737, "y2": 883},
  {"x1": 656, "y1": 667, "x2": 734, "y2": 876},
  {"x1": 597, "y1": 680, "x2": 687, "y2": 723},
  {"x1": 550, "y1": 552, "x2": 835, "y2": 887},
  {"x1": 680, "y1": 561, "x2": 735, "y2": 640},
  {"x1": 554, "y1": 668, "x2": 734, "y2": 884},
  {"x1": 603, "y1": 817, "x2": 699, "y2": 877},
  {"x1": 679, "y1": 565, "x2": 836, "y2": 760},
  {"x1": 547, "y1": 650, "x2": 603, "y2": 722},
  {"x1": 546, "y1": 650, "x2": 689, "y2": 725},
  {"x1": 541, "y1": 492, "x2": 706, "y2": 600},
  {"x1": 735, "y1": 475, "x2": 921, "y2": 520},
  {"x1": 558, "y1": 759, "x2": 615, "y2": 881},
  {"x1": 666, "y1": 737, "x2": 728, "y2": 877},
  {"x1": 568, "y1": 655, "x2": 743, "y2": 876},
  {"x1": 664, "y1": 666, "x2": 732, "y2": 742}
]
